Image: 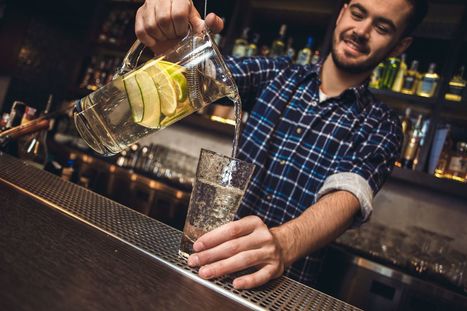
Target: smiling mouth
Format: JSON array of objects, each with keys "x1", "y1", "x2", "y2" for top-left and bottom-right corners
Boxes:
[{"x1": 343, "y1": 39, "x2": 369, "y2": 55}]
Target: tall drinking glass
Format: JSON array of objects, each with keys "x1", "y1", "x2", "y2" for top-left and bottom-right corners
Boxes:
[
  {"x1": 179, "y1": 149, "x2": 255, "y2": 258},
  {"x1": 74, "y1": 31, "x2": 239, "y2": 156}
]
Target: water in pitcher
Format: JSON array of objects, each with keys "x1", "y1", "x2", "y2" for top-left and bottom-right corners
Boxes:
[{"x1": 75, "y1": 58, "x2": 240, "y2": 156}]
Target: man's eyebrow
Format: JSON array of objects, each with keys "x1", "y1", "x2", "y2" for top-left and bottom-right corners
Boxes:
[{"x1": 349, "y1": 2, "x2": 397, "y2": 33}]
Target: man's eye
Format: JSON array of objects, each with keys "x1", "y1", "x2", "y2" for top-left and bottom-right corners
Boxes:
[
  {"x1": 351, "y1": 12, "x2": 364, "y2": 20},
  {"x1": 376, "y1": 25, "x2": 389, "y2": 34}
]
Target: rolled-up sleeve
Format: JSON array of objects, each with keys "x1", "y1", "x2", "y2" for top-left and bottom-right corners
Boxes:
[{"x1": 317, "y1": 112, "x2": 402, "y2": 226}]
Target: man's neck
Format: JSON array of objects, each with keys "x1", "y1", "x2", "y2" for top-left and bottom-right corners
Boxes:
[{"x1": 320, "y1": 54, "x2": 371, "y2": 97}]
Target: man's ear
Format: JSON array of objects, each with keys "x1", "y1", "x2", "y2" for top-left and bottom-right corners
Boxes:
[{"x1": 388, "y1": 36, "x2": 413, "y2": 57}]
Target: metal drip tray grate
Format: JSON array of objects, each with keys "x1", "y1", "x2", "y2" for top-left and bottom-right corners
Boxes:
[{"x1": 0, "y1": 153, "x2": 360, "y2": 311}]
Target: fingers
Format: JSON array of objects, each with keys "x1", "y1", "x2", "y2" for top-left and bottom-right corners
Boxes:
[
  {"x1": 197, "y1": 249, "x2": 263, "y2": 279},
  {"x1": 171, "y1": 0, "x2": 191, "y2": 36},
  {"x1": 205, "y1": 13, "x2": 224, "y2": 34},
  {"x1": 188, "y1": 234, "x2": 260, "y2": 267},
  {"x1": 135, "y1": 6, "x2": 157, "y2": 47},
  {"x1": 233, "y1": 266, "x2": 280, "y2": 289},
  {"x1": 193, "y1": 216, "x2": 264, "y2": 252}
]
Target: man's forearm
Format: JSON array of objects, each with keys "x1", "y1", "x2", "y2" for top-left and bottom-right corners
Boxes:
[{"x1": 271, "y1": 190, "x2": 360, "y2": 266}]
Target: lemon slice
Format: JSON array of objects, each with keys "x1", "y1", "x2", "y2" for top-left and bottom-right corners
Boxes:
[
  {"x1": 135, "y1": 71, "x2": 161, "y2": 128},
  {"x1": 145, "y1": 63, "x2": 178, "y2": 117},
  {"x1": 123, "y1": 74, "x2": 144, "y2": 122},
  {"x1": 158, "y1": 60, "x2": 188, "y2": 103}
]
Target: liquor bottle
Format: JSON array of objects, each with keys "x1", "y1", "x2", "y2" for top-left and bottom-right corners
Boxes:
[
  {"x1": 445, "y1": 142, "x2": 467, "y2": 183},
  {"x1": 370, "y1": 62, "x2": 386, "y2": 89},
  {"x1": 286, "y1": 37, "x2": 296, "y2": 60},
  {"x1": 445, "y1": 66, "x2": 466, "y2": 102},
  {"x1": 392, "y1": 54, "x2": 407, "y2": 92},
  {"x1": 245, "y1": 33, "x2": 260, "y2": 57},
  {"x1": 20, "y1": 106, "x2": 37, "y2": 125},
  {"x1": 311, "y1": 50, "x2": 320, "y2": 65},
  {"x1": 399, "y1": 107, "x2": 412, "y2": 159},
  {"x1": 80, "y1": 56, "x2": 97, "y2": 89},
  {"x1": 400, "y1": 60, "x2": 420, "y2": 95},
  {"x1": 381, "y1": 57, "x2": 400, "y2": 89},
  {"x1": 401, "y1": 114, "x2": 423, "y2": 169},
  {"x1": 270, "y1": 24, "x2": 287, "y2": 58},
  {"x1": 260, "y1": 45, "x2": 270, "y2": 57},
  {"x1": 232, "y1": 27, "x2": 250, "y2": 58},
  {"x1": 296, "y1": 36, "x2": 314, "y2": 65},
  {"x1": 416, "y1": 63, "x2": 440, "y2": 97}
]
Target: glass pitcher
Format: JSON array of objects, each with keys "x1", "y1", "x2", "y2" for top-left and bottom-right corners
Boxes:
[{"x1": 74, "y1": 29, "x2": 239, "y2": 156}]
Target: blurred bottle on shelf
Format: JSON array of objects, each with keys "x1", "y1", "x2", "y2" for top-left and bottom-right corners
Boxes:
[
  {"x1": 260, "y1": 45, "x2": 270, "y2": 57},
  {"x1": 445, "y1": 66, "x2": 466, "y2": 102},
  {"x1": 370, "y1": 62, "x2": 386, "y2": 89},
  {"x1": 232, "y1": 27, "x2": 250, "y2": 58},
  {"x1": 310, "y1": 50, "x2": 320, "y2": 65},
  {"x1": 413, "y1": 118, "x2": 431, "y2": 169},
  {"x1": 392, "y1": 54, "x2": 407, "y2": 92},
  {"x1": 401, "y1": 114, "x2": 423, "y2": 169},
  {"x1": 444, "y1": 142, "x2": 467, "y2": 183},
  {"x1": 80, "y1": 55, "x2": 122, "y2": 91},
  {"x1": 396, "y1": 107, "x2": 412, "y2": 167},
  {"x1": 98, "y1": 9, "x2": 133, "y2": 46},
  {"x1": 401, "y1": 60, "x2": 420, "y2": 95},
  {"x1": 270, "y1": 24, "x2": 287, "y2": 58},
  {"x1": 381, "y1": 57, "x2": 400, "y2": 89},
  {"x1": 286, "y1": 38, "x2": 296, "y2": 60},
  {"x1": 245, "y1": 33, "x2": 260, "y2": 57},
  {"x1": 417, "y1": 63, "x2": 440, "y2": 98},
  {"x1": 295, "y1": 36, "x2": 314, "y2": 65},
  {"x1": 431, "y1": 125, "x2": 452, "y2": 177}
]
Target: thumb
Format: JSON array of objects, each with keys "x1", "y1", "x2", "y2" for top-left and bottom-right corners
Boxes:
[{"x1": 205, "y1": 13, "x2": 224, "y2": 34}]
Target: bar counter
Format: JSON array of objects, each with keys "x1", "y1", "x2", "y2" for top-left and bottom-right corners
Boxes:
[{"x1": 0, "y1": 152, "x2": 360, "y2": 311}]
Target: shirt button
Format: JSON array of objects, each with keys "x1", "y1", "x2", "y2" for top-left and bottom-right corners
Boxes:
[
  {"x1": 296, "y1": 128, "x2": 302, "y2": 134},
  {"x1": 280, "y1": 160, "x2": 286, "y2": 165},
  {"x1": 266, "y1": 195, "x2": 272, "y2": 200}
]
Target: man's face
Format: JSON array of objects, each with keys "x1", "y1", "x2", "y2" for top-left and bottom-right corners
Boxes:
[{"x1": 331, "y1": 0, "x2": 412, "y2": 74}]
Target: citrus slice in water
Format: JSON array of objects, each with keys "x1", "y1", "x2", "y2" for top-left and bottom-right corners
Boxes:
[
  {"x1": 145, "y1": 63, "x2": 178, "y2": 117},
  {"x1": 123, "y1": 74, "x2": 144, "y2": 123},
  {"x1": 158, "y1": 61, "x2": 188, "y2": 103},
  {"x1": 134, "y1": 70, "x2": 161, "y2": 128}
]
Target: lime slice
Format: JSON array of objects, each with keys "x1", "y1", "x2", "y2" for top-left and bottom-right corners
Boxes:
[
  {"x1": 145, "y1": 63, "x2": 178, "y2": 117},
  {"x1": 158, "y1": 61, "x2": 188, "y2": 103},
  {"x1": 134, "y1": 71, "x2": 161, "y2": 128},
  {"x1": 123, "y1": 74, "x2": 144, "y2": 122}
]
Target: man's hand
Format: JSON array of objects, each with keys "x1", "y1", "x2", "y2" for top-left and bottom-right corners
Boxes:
[
  {"x1": 187, "y1": 216, "x2": 289, "y2": 289},
  {"x1": 135, "y1": 0, "x2": 224, "y2": 54}
]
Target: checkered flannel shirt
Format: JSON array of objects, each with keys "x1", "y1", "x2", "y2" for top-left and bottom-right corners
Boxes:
[{"x1": 225, "y1": 56, "x2": 402, "y2": 286}]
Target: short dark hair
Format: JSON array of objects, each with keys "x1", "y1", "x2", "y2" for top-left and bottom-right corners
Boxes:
[{"x1": 402, "y1": 0, "x2": 429, "y2": 37}]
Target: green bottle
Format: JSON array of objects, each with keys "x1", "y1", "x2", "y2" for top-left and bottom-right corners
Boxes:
[
  {"x1": 381, "y1": 57, "x2": 400, "y2": 89},
  {"x1": 370, "y1": 62, "x2": 386, "y2": 89}
]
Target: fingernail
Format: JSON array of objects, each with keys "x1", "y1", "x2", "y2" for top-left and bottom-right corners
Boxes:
[
  {"x1": 187, "y1": 255, "x2": 199, "y2": 267},
  {"x1": 199, "y1": 267, "x2": 213, "y2": 279},
  {"x1": 193, "y1": 241, "x2": 205, "y2": 252}
]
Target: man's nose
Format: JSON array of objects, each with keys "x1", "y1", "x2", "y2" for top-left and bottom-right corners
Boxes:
[{"x1": 353, "y1": 20, "x2": 371, "y2": 41}]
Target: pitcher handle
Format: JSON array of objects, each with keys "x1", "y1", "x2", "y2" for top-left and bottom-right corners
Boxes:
[{"x1": 114, "y1": 24, "x2": 194, "y2": 79}]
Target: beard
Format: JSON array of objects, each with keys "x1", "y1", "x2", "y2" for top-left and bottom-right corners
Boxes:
[{"x1": 331, "y1": 31, "x2": 387, "y2": 74}]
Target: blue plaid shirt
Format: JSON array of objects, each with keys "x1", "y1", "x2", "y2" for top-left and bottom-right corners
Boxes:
[{"x1": 225, "y1": 56, "x2": 402, "y2": 286}]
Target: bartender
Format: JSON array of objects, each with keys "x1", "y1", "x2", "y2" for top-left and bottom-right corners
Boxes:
[{"x1": 134, "y1": 0, "x2": 428, "y2": 289}]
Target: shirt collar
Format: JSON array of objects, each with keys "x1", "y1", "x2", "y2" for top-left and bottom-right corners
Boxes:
[{"x1": 302, "y1": 62, "x2": 371, "y2": 109}]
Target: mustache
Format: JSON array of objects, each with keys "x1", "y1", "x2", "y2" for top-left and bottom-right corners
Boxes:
[{"x1": 341, "y1": 31, "x2": 370, "y2": 54}]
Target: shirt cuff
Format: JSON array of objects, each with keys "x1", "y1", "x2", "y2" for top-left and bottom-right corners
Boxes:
[{"x1": 316, "y1": 172, "x2": 373, "y2": 227}]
